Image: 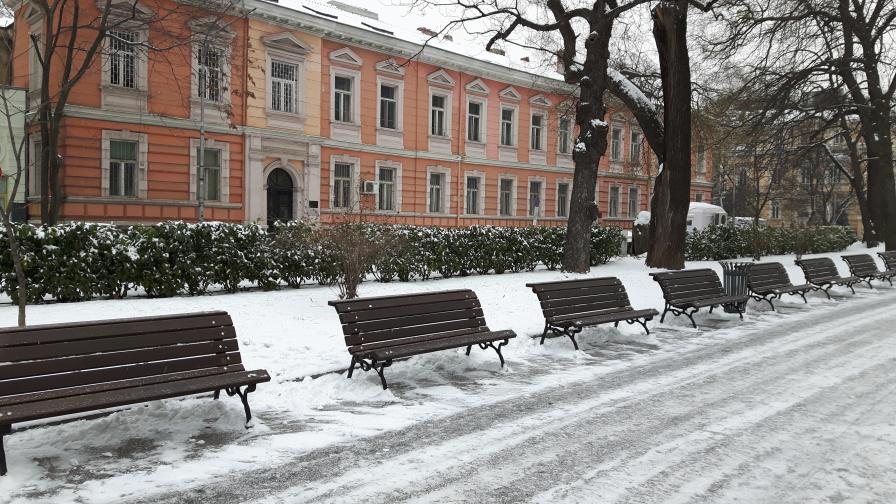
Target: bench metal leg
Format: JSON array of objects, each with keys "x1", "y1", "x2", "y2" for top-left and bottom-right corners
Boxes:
[
  {"x1": 350, "y1": 357, "x2": 393, "y2": 390},
  {"x1": 213, "y1": 389, "x2": 221, "y2": 400},
  {"x1": 562, "y1": 326, "x2": 582, "y2": 350},
  {"x1": 625, "y1": 318, "x2": 650, "y2": 335},
  {"x1": 0, "y1": 424, "x2": 9, "y2": 476},
  {"x1": 374, "y1": 361, "x2": 391, "y2": 390},
  {"x1": 665, "y1": 305, "x2": 698, "y2": 329},
  {"x1": 684, "y1": 309, "x2": 698, "y2": 328},
  {"x1": 346, "y1": 356, "x2": 357, "y2": 379},
  {"x1": 476, "y1": 339, "x2": 509, "y2": 367},
  {"x1": 660, "y1": 304, "x2": 671, "y2": 323},
  {"x1": 225, "y1": 384, "x2": 257, "y2": 427},
  {"x1": 797, "y1": 291, "x2": 808, "y2": 304},
  {"x1": 539, "y1": 324, "x2": 550, "y2": 345}
]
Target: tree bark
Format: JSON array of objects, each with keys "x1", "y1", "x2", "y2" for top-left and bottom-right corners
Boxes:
[
  {"x1": 561, "y1": 24, "x2": 612, "y2": 273},
  {"x1": 2, "y1": 213, "x2": 27, "y2": 326},
  {"x1": 646, "y1": 1, "x2": 692, "y2": 270}
]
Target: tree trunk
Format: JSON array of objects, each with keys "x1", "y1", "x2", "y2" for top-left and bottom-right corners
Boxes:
[
  {"x1": 646, "y1": 1, "x2": 692, "y2": 270},
  {"x1": 2, "y1": 214, "x2": 27, "y2": 326},
  {"x1": 561, "y1": 24, "x2": 612, "y2": 273}
]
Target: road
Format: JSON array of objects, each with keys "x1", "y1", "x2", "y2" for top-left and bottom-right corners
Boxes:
[{"x1": 144, "y1": 293, "x2": 896, "y2": 504}]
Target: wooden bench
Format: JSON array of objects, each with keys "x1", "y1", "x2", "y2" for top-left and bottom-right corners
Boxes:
[
  {"x1": 329, "y1": 289, "x2": 516, "y2": 390},
  {"x1": 842, "y1": 253, "x2": 896, "y2": 287},
  {"x1": 878, "y1": 250, "x2": 896, "y2": 271},
  {"x1": 794, "y1": 257, "x2": 862, "y2": 298},
  {"x1": 650, "y1": 269, "x2": 750, "y2": 328},
  {"x1": 526, "y1": 277, "x2": 658, "y2": 350},
  {"x1": 746, "y1": 262, "x2": 811, "y2": 310},
  {"x1": 0, "y1": 311, "x2": 270, "y2": 476}
]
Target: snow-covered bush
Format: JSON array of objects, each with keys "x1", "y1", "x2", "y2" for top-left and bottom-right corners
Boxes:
[
  {"x1": 685, "y1": 224, "x2": 857, "y2": 261},
  {"x1": 0, "y1": 221, "x2": 624, "y2": 303}
]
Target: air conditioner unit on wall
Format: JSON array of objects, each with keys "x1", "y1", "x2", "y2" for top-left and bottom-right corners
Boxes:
[{"x1": 361, "y1": 181, "x2": 377, "y2": 194}]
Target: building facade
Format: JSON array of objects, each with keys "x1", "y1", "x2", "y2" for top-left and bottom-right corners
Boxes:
[{"x1": 13, "y1": 0, "x2": 712, "y2": 229}]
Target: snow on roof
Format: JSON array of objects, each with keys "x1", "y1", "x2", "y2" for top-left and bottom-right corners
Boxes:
[
  {"x1": 688, "y1": 202, "x2": 727, "y2": 213},
  {"x1": 273, "y1": 0, "x2": 567, "y2": 83}
]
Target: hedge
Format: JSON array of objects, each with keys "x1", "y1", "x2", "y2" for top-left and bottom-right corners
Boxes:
[
  {"x1": 0, "y1": 221, "x2": 624, "y2": 303},
  {"x1": 685, "y1": 224, "x2": 857, "y2": 261}
]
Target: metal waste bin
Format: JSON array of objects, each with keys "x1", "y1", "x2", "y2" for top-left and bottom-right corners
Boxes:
[{"x1": 719, "y1": 261, "x2": 752, "y2": 313}]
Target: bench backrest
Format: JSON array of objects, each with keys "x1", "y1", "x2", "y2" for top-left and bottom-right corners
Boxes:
[
  {"x1": 526, "y1": 277, "x2": 633, "y2": 320},
  {"x1": 650, "y1": 269, "x2": 725, "y2": 304},
  {"x1": 329, "y1": 289, "x2": 489, "y2": 350},
  {"x1": 795, "y1": 257, "x2": 841, "y2": 282},
  {"x1": 878, "y1": 251, "x2": 896, "y2": 271},
  {"x1": 746, "y1": 262, "x2": 793, "y2": 291},
  {"x1": 0, "y1": 311, "x2": 242, "y2": 402},
  {"x1": 842, "y1": 254, "x2": 880, "y2": 276}
]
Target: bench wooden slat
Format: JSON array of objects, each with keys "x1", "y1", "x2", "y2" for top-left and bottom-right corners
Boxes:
[
  {"x1": 544, "y1": 298, "x2": 634, "y2": 319},
  {"x1": 345, "y1": 317, "x2": 487, "y2": 346},
  {"x1": 364, "y1": 330, "x2": 515, "y2": 361},
  {"x1": 337, "y1": 298, "x2": 481, "y2": 324},
  {"x1": 329, "y1": 290, "x2": 475, "y2": 312},
  {"x1": 526, "y1": 277, "x2": 622, "y2": 293},
  {"x1": 1, "y1": 352, "x2": 244, "y2": 397},
  {"x1": 349, "y1": 327, "x2": 490, "y2": 354},
  {"x1": 540, "y1": 291, "x2": 629, "y2": 309},
  {"x1": 0, "y1": 312, "x2": 232, "y2": 348},
  {"x1": 0, "y1": 370, "x2": 270, "y2": 425},
  {"x1": 555, "y1": 308, "x2": 660, "y2": 328},
  {"x1": 0, "y1": 339, "x2": 240, "y2": 381},
  {"x1": 0, "y1": 368, "x2": 232, "y2": 408},
  {"x1": 1, "y1": 326, "x2": 237, "y2": 363},
  {"x1": 345, "y1": 308, "x2": 485, "y2": 334}
]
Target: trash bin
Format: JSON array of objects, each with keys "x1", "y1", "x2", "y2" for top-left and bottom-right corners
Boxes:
[{"x1": 719, "y1": 261, "x2": 752, "y2": 313}]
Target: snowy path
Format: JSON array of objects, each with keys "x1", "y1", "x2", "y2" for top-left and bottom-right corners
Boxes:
[{"x1": 140, "y1": 290, "x2": 896, "y2": 503}]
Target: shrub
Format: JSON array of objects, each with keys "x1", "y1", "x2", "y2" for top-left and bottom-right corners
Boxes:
[
  {"x1": 685, "y1": 224, "x2": 856, "y2": 261},
  {"x1": 0, "y1": 221, "x2": 624, "y2": 303}
]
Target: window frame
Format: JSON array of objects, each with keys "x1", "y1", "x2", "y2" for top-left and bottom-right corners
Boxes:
[
  {"x1": 628, "y1": 186, "x2": 640, "y2": 218},
  {"x1": 463, "y1": 171, "x2": 486, "y2": 216},
  {"x1": 378, "y1": 82, "x2": 399, "y2": 130},
  {"x1": 530, "y1": 112, "x2": 545, "y2": 151},
  {"x1": 467, "y1": 98, "x2": 486, "y2": 143},
  {"x1": 630, "y1": 129, "x2": 642, "y2": 164},
  {"x1": 374, "y1": 160, "x2": 402, "y2": 212},
  {"x1": 189, "y1": 138, "x2": 230, "y2": 203},
  {"x1": 430, "y1": 93, "x2": 449, "y2": 137},
  {"x1": 426, "y1": 166, "x2": 452, "y2": 214},
  {"x1": 608, "y1": 184, "x2": 621, "y2": 218},
  {"x1": 556, "y1": 180, "x2": 571, "y2": 218},
  {"x1": 102, "y1": 130, "x2": 148, "y2": 199},
  {"x1": 610, "y1": 126, "x2": 624, "y2": 162},
  {"x1": 500, "y1": 106, "x2": 517, "y2": 147},
  {"x1": 527, "y1": 176, "x2": 546, "y2": 217},
  {"x1": 498, "y1": 176, "x2": 516, "y2": 216},
  {"x1": 558, "y1": 117, "x2": 572, "y2": 155}
]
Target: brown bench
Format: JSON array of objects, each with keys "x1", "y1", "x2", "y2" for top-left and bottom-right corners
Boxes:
[
  {"x1": 842, "y1": 254, "x2": 896, "y2": 287},
  {"x1": 329, "y1": 289, "x2": 516, "y2": 390},
  {"x1": 746, "y1": 262, "x2": 811, "y2": 310},
  {"x1": 650, "y1": 269, "x2": 750, "y2": 328},
  {"x1": 878, "y1": 250, "x2": 896, "y2": 271},
  {"x1": 0, "y1": 311, "x2": 270, "y2": 476},
  {"x1": 526, "y1": 277, "x2": 658, "y2": 350},
  {"x1": 794, "y1": 257, "x2": 862, "y2": 298}
]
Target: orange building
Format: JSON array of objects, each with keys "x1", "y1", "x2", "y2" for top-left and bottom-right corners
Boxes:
[{"x1": 15, "y1": 0, "x2": 711, "y2": 228}]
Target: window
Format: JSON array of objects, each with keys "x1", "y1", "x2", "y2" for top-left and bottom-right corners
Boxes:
[
  {"x1": 771, "y1": 200, "x2": 781, "y2": 219},
  {"x1": 109, "y1": 140, "x2": 138, "y2": 197},
  {"x1": 333, "y1": 162, "x2": 353, "y2": 208},
  {"x1": 431, "y1": 94, "x2": 447, "y2": 136},
  {"x1": 608, "y1": 186, "x2": 620, "y2": 218},
  {"x1": 558, "y1": 118, "x2": 571, "y2": 154},
  {"x1": 379, "y1": 84, "x2": 397, "y2": 129},
  {"x1": 611, "y1": 127, "x2": 623, "y2": 161},
  {"x1": 109, "y1": 30, "x2": 137, "y2": 89},
  {"x1": 465, "y1": 176, "x2": 481, "y2": 214},
  {"x1": 499, "y1": 178, "x2": 514, "y2": 216},
  {"x1": 378, "y1": 167, "x2": 395, "y2": 211},
  {"x1": 467, "y1": 101, "x2": 482, "y2": 142},
  {"x1": 334, "y1": 76, "x2": 353, "y2": 123},
  {"x1": 529, "y1": 180, "x2": 542, "y2": 217},
  {"x1": 530, "y1": 114, "x2": 543, "y2": 150},
  {"x1": 696, "y1": 144, "x2": 706, "y2": 174},
  {"x1": 628, "y1": 187, "x2": 639, "y2": 218},
  {"x1": 695, "y1": 191, "x2": 704, "y2": 203},
  {"x1": 196, "y1": 147, "x2": 222, "y2": 201},
  {"x1": 630, "y1": 131, "x2": 642, "y2": 163},
  {"x1": 501, "y1": 108, "x2": 515, "y2": 146},
  {"x1": 270, "y1": 60, "x2": 299, "y2": 113},
  {"x1": 197, "y1": 46, "x2": 223, "y2": 103},
  {"x1": 429, "y1": 172, "x2": 445, "y2": 213},
  {"x1": 557, "y1": 182, "x2": 570, "y2": 217}
]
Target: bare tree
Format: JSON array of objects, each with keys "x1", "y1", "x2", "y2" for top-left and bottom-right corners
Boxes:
[
  {"x1": 0, "y1": 85, "x2": 29, "y2": 326},
  {"x1": 702, "y1": 0, "x2": 896, "y2": 248}
]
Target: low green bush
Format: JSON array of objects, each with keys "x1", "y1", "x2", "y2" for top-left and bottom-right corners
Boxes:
[
  {"x1": 685, "y1": 224, "x2": 857, "y2": 261},
  {"x1": 0, "y1": 221, "x2": 624, "y2": 303}
]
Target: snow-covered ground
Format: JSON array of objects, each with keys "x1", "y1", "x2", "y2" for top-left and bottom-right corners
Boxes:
[{"x1": 1, "y1": 244, "x2": 892, "y2": 503}]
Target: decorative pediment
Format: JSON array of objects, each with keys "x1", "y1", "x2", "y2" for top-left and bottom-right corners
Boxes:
[
  {"x1": 465, "y1": 78, "x2": 490, "y2": 95},
  {"x1": 611, "y1": 112, "x2": 627, "y2": 122},
  {"x1": 376, "y1": 58, "x2": 405, "y2": 76},
  {"x1": 190, "y1": 17, "x2": 236, "y2": 42},
  {"x1": 499, "y1": 86, "x2": 521, "y2": 101},
  {"x1": 103, "y1": 0, "x2": 154, "y2": 20},
  {"x1": 262, "y1": 32, "x2": 313, "y2": 55},
  {"x1": 329, "y1": 47, "x2": 363, "y2": 67},
  {"x1": 529, "y1": 94, "x2": 551, "y2": 108},
  {"x1": 427, "y1": 69, "x2": 455, "y2": 87}
]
